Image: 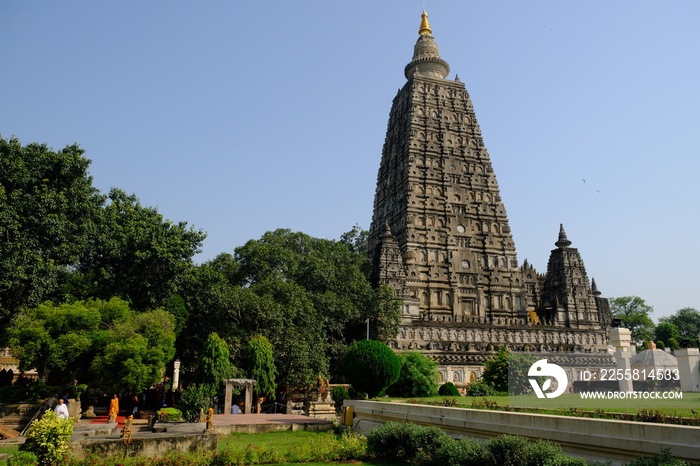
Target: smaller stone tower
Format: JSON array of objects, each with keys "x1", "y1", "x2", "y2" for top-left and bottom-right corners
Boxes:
[{"x1": 538, "y1": 225, "x2": 602, "y2": 329}]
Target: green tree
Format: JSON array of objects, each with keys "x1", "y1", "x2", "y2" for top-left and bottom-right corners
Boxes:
[
  {"x1": 339, "y1": 225, "x2": 370, "y2": 256},
  {"x1": 482, "y1": 346, "x2": 536, "y2": 394},
  {"x1": 180, "y1": 229, "x2": 400, "y2": 389},
  {"x1": 8, "y1": 297, "x2": 176, "y2": 391},
  {"x1": 74, "y1": 188, "x2": 206, "y2": 311},
  {"x1": 386, "y1": 351, "x2": 439, "y2": 397},
  {"x1": 610, "y1": 296, "x2": 655, "y2": 342},
  {"x1": 659, "y1": 307, "x2": 700, "y2": 345},
  {"x1": 342, "y1": 340, "x2": 400, "y2": 398},
  {"x1": 192, "y1": 332, "x2": 233, "y2": 397},
  {"x1": 0, "y1": 137, "x2": 103, "y2": 334},
  {"x1": 246, "y1": 335, "x2": 277, "y2": 400},
  {"x1": 7, "y1": 299, "x2": 111, "y2": 382},
  {"x1": 91, "y1": 307, "x2": 176, "y2": 394},
  {"x1": 654, "y1": 323, "x2": 680, "y2": 347}
]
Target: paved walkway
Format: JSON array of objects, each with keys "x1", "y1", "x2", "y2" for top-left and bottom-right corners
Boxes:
[{"x1": 212, "y1": 413, "x2": 331, "y2": 427}]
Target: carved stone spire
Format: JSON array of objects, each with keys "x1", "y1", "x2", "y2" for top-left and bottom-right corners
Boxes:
[
  {"x1": 555, "y1": 223, "x2": 572, "y2": 249},
  {"x1": 591, "y1": 278, "x2": 601, "y2": 296},
  {"x1": 404, "y1": 10, "x2": 450, "y2": 80}
]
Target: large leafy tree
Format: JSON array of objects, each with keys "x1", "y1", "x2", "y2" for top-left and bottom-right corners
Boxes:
[
  {"x1": 7, "y1": 300, "x2": 103, "y2": 382},
  {"x1": 191, "y1": 332, "x2": 233, "y2": 397},
  {"x1": 654, "y1": 323, "x2": 680, "y2": 347},
  {"x1": 7, "y1": 297, "x2": 176, "y2": 391},
  {"x1": 386, "y1": 351, "x2": 439, "y2": 398},
  {"x1": 73, "y1": 188, "x2": 206, "y2": 311},
  {"x1": 610, "y1": 296, "x2": 655, "y2": 342},
  {"x1": 0, "y1": 137, "x2": 206, "y2": 343},
  {"x1": 246, "y1": 335, "x2": 277, "y2": 400},
  {"x1": 0, "y1": 137, "x2": 103, "y2": 333},
  {"x1": 659, "y1": 307, "x2": 700, "y2": 346},
  {"x1": 482, "y1": 346, "x2": 537, "y2": 394},
  {"x1": 179, "y1": 229, "x2": 401, "y2": 390},
  {"x1": 91, "y1": 307, "x2": 176, "y2": 394}
]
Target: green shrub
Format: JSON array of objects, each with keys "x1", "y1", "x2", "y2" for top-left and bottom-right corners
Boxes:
[
  {"x1": 626, "y1": 448, "x2": 687, "y2": 466},
  {"x1": 7, "y1": 451, "x2": 38, "y2": 466},
  {"x1": 68, "y1": 384, "x2": 88, "y2": 400},
  {"x1": 386, "y1": 351, "x2": 439, "y2": 398},
  {"x1": 438, "y1": 381, "x2": 460, "y2": 396},
  {"x1": 464, "y1": 380, "x2": 497, "y2": 396},
  {"x1": 342, "y1": 340, "x2": 400, "y2": 398},
  {"x1": 21, "y1": 410, "x2": 74, "y2": 465},
  {"x1": 432, "y1": 437, "x2": 495, "y2": 466},
  {"x1": 332, "y1": 385, "x2": 349, "y2": 412},
  {"x1": 486, "y1": 434, "x2": 530, "y2": 466},
  {"x1": 522, "y1": 439, "x2": 565, "y2": 466},
  {"x1": 158, "y1": 407, "x2": 183, "y2": 421},
  {"x1": 178, "y1": 384, "x2": 211, "y2": 423},
  {"x1": 366, "y1": 421, "x2": 452, "y2": 463}
]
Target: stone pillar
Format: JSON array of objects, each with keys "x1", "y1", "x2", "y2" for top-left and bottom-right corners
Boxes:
[
  {"x1": 675, "y1": 348, "x2": 700, "y2": 392},
  {"x1": 172, "y1": 359, "x2": 181, "y2": 391},
  {"x1": 609, "y1": 327, "x2": 634, "y2": 392},
  {"x1": 224, "y1": 382, "x2": 233, "y2": 415},
  {"x1": 244, "y1": 382, "x2": 254, "y2": 414}
]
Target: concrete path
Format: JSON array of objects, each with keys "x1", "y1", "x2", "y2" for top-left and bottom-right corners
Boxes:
[
  {"x1": 212, "y1": 413, "x2": 330, "y2": 426},
  {"x1": 211, "y1": 413, "x2": 334, "y2": 434}
]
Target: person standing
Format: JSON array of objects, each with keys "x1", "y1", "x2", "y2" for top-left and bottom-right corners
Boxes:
[{"x1": 54, "y1": 399, "x2": 69, "y2": 419}]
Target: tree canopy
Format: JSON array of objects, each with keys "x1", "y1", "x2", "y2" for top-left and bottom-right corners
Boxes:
[
  {"x1": 654, "y1": 322, "x2": 680, "y2": 347},
  {"x1": 246, "y1": 335, "x2": 277, "y2": 399},
  {"x1": 609, "y1": 296, "x2": 655, "y2": 342},
  {"x1": 0, "y1": 137, "x2": 205, "y2": 342},
  {"x1": 73, "y1": 188, "x2": 206, "y2": 310},
  {"x1": 191, "y1": 332, "x2": 233, "y2": 397},
  {"x1": 659, "y1": 307, "x2": 700, "y2": 346},
  {"x1": 2, "y1": 137, "x2": 403, "y2": 398},
  {"x1": 386, "y1": 351, "x2": 439, "y2": 398},
  {"x1": 0, "y1": 137, "x2": 103, "y2": 331},
  {"x1": 179, "y1": 229, "x2": 401, "y2": 389},
  {"x1": 7, "y1": 297, "x2": 175, "y2": 392}
]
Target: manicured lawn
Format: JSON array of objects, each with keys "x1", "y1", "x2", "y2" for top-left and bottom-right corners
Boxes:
[
  {"x1": 221, "y1": 430, "x2": 406, "y2": 465},
  {"x1": 386, "y1": 392, "x2": 700, "y2": 419},
  {"x1": 0, "y1": 443, "x2": 19, "y2": 463},
  {"x1": 1, "y1": 430, "x2": 405, "y2": 465}
]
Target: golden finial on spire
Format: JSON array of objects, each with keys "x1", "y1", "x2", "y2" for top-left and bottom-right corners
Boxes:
[{"x1": 419, "y1": 9, "x2": 432, "y2": 36}]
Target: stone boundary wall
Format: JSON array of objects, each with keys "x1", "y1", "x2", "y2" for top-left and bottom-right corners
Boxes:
[
  {"x1": 70, "y1": 432, "x2": 218, "y2": 459},
  {"x1": 345, "y1": 400, "x2": 700, "y2": 463}
]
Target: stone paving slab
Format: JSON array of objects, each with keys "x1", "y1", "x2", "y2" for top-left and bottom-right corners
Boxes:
[{"x1": 212, "y1": 413, "x2": 332, "y2": 426}]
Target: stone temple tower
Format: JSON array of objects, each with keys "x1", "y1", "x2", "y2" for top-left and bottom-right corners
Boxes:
[{"x1": 369, "y1": 11, "x2": 612, "y2": 383}]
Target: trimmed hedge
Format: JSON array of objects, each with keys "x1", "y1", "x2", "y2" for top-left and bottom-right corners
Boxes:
[
  {"x1": 342, "y1": 340, "x2": 400, "y2": 398},
  {"x1": 438, "y1": 381, "x2": 460, "y2": 396},
  {"x1": 366, "y1": 422, "x2": 590, "y2": 466}
]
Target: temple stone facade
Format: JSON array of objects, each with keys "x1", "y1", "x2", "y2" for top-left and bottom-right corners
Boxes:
[{"x1": 368, "y1": 11, "x2": 613, "y2": 382}]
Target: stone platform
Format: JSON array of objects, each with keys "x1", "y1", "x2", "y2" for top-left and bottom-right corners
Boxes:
[{"x1": 210, "y1": 413, "x2": 334, "y2": 435}]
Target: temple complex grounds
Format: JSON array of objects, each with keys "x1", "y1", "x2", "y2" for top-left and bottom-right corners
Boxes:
[{"x1": 3, "y1": 394, "x2": 700, "y2": 464}]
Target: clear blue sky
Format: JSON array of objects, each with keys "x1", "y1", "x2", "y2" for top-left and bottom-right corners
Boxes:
[{"x1": 2, "y1": 1, "x2": 698, "y2": 320}]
